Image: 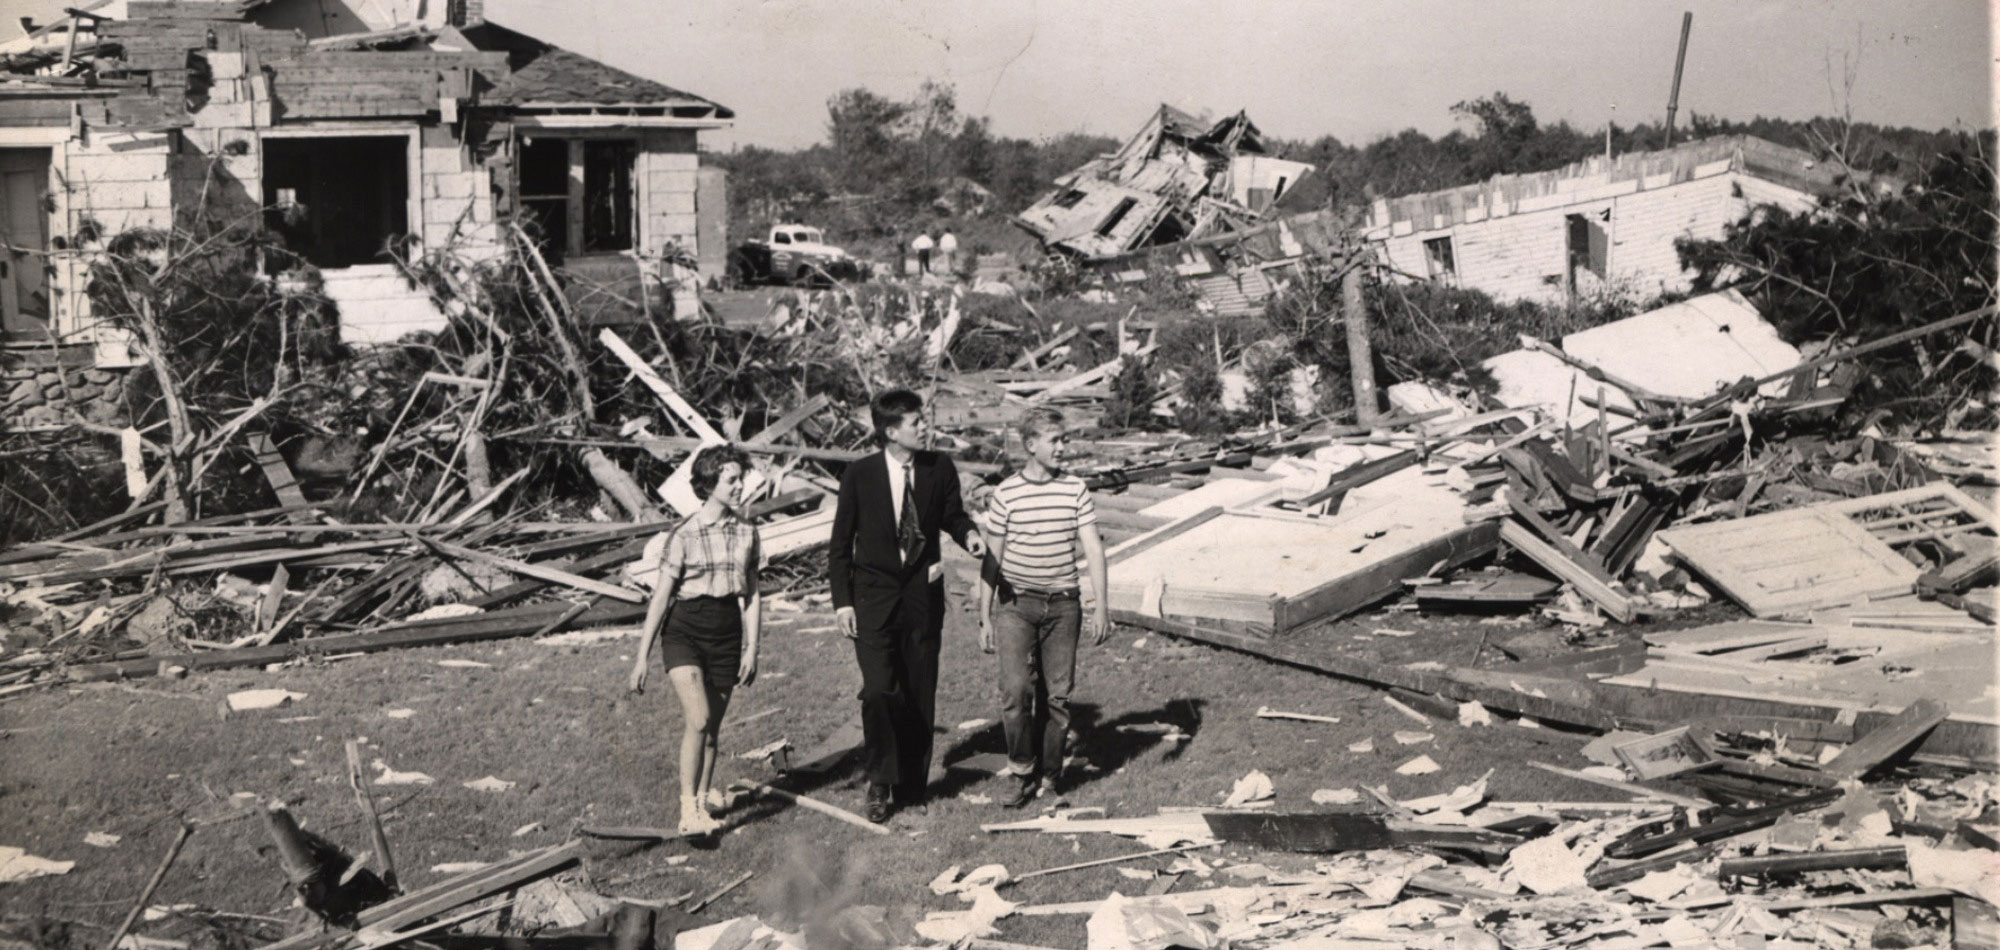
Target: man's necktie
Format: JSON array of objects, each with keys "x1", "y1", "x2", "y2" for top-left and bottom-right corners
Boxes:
[{"x1": 898, "y1": 462, "x2": 922, "y2": 565}]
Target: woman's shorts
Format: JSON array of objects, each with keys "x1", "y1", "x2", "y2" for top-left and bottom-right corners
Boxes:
[{"x1": 660, "y1": 595, "x2": 743, "y2": 691}]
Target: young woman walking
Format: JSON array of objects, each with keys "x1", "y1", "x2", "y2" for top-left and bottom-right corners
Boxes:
[{"x1": 629, "y1": 447, "x2": 762, "y2": 835}]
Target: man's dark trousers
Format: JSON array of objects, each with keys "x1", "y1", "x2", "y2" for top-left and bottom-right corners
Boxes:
[
  {"x1": 827, "y1": 449, "x2": 976, "y2": 805},
  {"x1": 851, "y1": 574, "x2": 944, "y2": 802}
]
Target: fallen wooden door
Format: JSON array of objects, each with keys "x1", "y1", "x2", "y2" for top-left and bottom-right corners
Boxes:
[{"x1": 1658, "y1": 507, "x2": 1920, "y2": 617}]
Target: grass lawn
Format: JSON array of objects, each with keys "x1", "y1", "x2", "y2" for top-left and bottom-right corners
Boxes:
[{"x1": 0, "y1": 551, "x2": 1696, "y2": 949}]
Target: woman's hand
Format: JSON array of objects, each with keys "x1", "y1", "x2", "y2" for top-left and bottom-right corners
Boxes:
[
  {"x1": 628, "y1": 663, "x2": 648, "y2": 695},
  {"x1": 736, "y1": 653, "x2": 759, "y2": 688}
]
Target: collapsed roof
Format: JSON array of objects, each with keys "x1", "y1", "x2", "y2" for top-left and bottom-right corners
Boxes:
[{"x1": 1015, "y1": 105, "x2": 1314, "y2": 262}]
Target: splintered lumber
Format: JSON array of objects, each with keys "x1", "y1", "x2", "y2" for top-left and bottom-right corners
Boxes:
[
  {"x1": 1026, "y1": 344, "x2": 1157, "y2": 403},
  {"x1": 1500, "y1": 520, "x2": 1637, "y2": 621},
  {"x1": 246, "y1": 432, "x2": 312, "y2": 523},
  {"x1": 102, "y1": 822, "x2": 193, "y2": 950},
  {"x1": 1005, "y1": 843, "x2": 1216, "y2": 885},
  {"x1": 1822, "y1": 698, "x2": 1950, "y2": 779},
  {"x1": 353, "y1": 843, "x2": 580, "y2": 936},
  {"x1": 580, "y1": 826, "x2": 684, "y2": 841},
  {"x1": 730, "y1": 780, "x2": 889, "y2": 836},
  {"x1": 344, "y1": 740, "x2": 398, "y2": 892},
  {"x1": 597, "y1": 329, "x2": 726, "y2": 444},
  {"x1": 68, "y1": 599, "x2": 648, "y2": 683},
  {"x1": 1718, "y1": 846, "x2": 1907, "y2": 877},
  {"x1": 1111, "y1": 609, "x2": 1620, "y2": 731},
  {"x1": 1527, "y1": 761, "x2": 1709, "y2": 809},
  {"x1": 1201, "y1": 812, "x2": 1519, "y2": 854},
  {"x1": 687, "y1": 870, "x2": 754, "y2": 915},
  {"x1": 1956, "y1": 896, "x2": 2000, "y2": 950},
  {"x1": 1010, "y1": 325, "x2": 1078, "y2": 369},
  {"x1": 426, "y1": 540, "x2": 645, "y2": 603},
  {"x1": 744, "y1": 393, "x2": 831, "y2": 447},
  {"x1": 1288, "y1": 449, "x2": 1417, "y2": 511}
]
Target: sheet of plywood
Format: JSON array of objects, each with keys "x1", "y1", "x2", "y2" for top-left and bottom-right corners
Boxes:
[
  {"x1": 1108, "y1": 486, "x2": 1493, "y2": 632},
  {"x1": 1560, "y1": 290, "x2": 1802, "y2": 400},
  {"x1": 1658, "y1": 508, "x2": 1922, "y2": 616},
  {"x1": 1138, "y1": 477, "x2": 1286, "y2": 521}
]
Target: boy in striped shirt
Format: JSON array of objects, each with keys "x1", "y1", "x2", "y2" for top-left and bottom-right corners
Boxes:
[{"x1": 980, "y1": 408, "x2": 1109, "y2": 808}]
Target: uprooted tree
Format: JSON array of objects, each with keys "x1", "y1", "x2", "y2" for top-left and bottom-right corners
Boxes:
[{"x1": 1675, "y1": 132, "x2": 1999, "y2": 431}]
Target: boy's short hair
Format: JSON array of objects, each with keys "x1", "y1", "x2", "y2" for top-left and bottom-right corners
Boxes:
[
  {"x1": 1017, "y1": 407, "x2": 1067, "y2": 448},
  {"x1": 689, "y1": 445, "x2": 749, "y2": 502},
  {"x1": 870, "y1": 389, "x2": 925, "y2": 442}
]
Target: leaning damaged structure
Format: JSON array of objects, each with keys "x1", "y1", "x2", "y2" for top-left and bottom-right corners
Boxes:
[
  {"x1": 0, "y1": 18, "x2": 1995, "y2": 950},
  {"x1": 1014, "y1": 105, "x2": 1313, "y2": 264},
  {"x1": 0, "y1": 0, "x2": 730, "y2": 373}
]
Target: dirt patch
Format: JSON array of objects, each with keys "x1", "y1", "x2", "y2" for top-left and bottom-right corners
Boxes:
[{"x1": 0, "y1": 556, "x2": 1690, "y2": 948}]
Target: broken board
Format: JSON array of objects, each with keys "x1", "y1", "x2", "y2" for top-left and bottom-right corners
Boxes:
[{"x1": 1201, "y1": 812, "x2": 1519, "y2": 855}]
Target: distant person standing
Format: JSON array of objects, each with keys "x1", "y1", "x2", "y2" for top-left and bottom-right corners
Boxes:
[
  {"x1": 936, "y1": 231, "x2": 959, "y2": 276},
  {"x1": 911, "y1": 232, "x2": 935, "y2": 275},
  {"x1": 979, "y1": 408, "x2": 1109, "y2": 808},
  {"x1": 828, "y1": 389, "x2": 986, "y2": 822}
]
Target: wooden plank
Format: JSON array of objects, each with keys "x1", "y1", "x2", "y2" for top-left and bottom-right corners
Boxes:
[
  {"x1": 1109, "y1": 609, "x2": 1622, "y2": 731},
  {"x1": 597, "y1": 328, "x2": 726, "y2": 444},
  {"x1": 1500, "y1": 520, "x2": 1637, "y2": 622},
  {"x1": 427, "y1": 540, "x2": 645, "y2": 604},
  {"x1": 1718, "y1": 847, "x2": 1906, "y2": 877},
  {"x1": 1273, "y1": 521, "x2": 1498, "y2": 631},
  {"x1": 1955, "y1": 895, "x2": 2000, "y2": 950},
  {"x1": 1508, "y1": 493, "x2": 1612, "y2": 579},
  {"x1": 66, "y1": 600, "x2": 648, "y2": 683},
  {"x1": 1823, "y1": 699, "x2": 1951, "y2": 779},
  {"x1": 744, "y1": 392, "x2": 831, "y2": 447},
  {"x1": 245, "y1": 432, "x2": 310, "y2": 522}
]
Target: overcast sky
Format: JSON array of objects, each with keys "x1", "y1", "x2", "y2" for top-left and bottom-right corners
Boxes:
[{"x1": 503, "y1": 2, "x2": 1985, "y2": 149}]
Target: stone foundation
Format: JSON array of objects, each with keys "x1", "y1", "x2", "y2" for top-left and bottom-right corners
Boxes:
[{"x1": 2, "y1": 345, "x2": 133, "y2": 428}]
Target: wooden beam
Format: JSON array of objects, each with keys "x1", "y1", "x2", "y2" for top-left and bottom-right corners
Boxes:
[
  {"x1": 1823, "y1": 699, "x2": 1950, "y2": 779},
  {"x1": 423, "y1": 540, "x2": 645, "y2": 604},
  {"x1": 597, "y1": 329, "x2": 726, "y2": 444},
  {"x1": 1500, "y1": 520, "x2": 1636, "y2": 622}
]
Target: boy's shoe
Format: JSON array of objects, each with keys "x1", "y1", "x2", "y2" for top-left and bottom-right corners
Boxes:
[
  {"x1": 1002, "y1": 775, "x2": 1039, "y2": 809},
  {"x1": 1040, "y1": 776, "x2": 1067, "y2": 807},
  {"x1": 864, "y1": 783, "x2": 892, "y2": 824}
]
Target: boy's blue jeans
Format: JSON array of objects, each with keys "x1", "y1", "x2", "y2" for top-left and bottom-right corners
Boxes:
[{"x1": 993, "y1": 585, "x2": 1081, "y2": 780}]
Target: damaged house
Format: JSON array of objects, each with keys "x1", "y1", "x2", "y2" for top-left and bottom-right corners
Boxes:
[
  {"x1": 1365, "y1": 134, "x2": 1871, "y2": 305},
  {"x1": 1014, "y1": 104, "x2": 1313, "y2": 263},
  {"x1": 0, "y1": 0, "x2": 731, "y2": 424}
]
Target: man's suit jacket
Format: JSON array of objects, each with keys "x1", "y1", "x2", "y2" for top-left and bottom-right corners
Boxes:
[{"x1": 828, "y1": 449, "x2": 976, "y2": 631}]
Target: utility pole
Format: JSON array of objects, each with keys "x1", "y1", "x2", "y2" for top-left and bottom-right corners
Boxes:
[
  {"x1": 1664, "y1": 11, "x2": 1693, "y2": 147},
  {"x1": 1342, "y1": 252, "x2": 1380, "y2": 426}
]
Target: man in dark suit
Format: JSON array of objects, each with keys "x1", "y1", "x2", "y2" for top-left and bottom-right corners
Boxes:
[{"x1": 829, "y1": 389, "x2": 984, "y2": 823}]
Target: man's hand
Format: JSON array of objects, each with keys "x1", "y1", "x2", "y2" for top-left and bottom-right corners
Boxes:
[
  {"x1": 736, "y1": 653, "x2": 759, "y2": 687},
  {"x1": 836, "y1": 606, "x2": 858, "y2": 639},
  {"x1": 979, "y1": 618, "x2": 995, "y2": 654},
  {"x1": 627, "y1": 664, "x2": 647, "y2": 695},
  {"x1": 1090, "y1": 603, "x2": 1111, "y2": 646},
  {"x1": 964, "y1": 531, "x2": 986, "y2": 558}
]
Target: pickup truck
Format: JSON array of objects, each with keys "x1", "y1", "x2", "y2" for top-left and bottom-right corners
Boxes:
[{"x1": 730, "y1": 224, "x2": 865, "y2": 286}]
